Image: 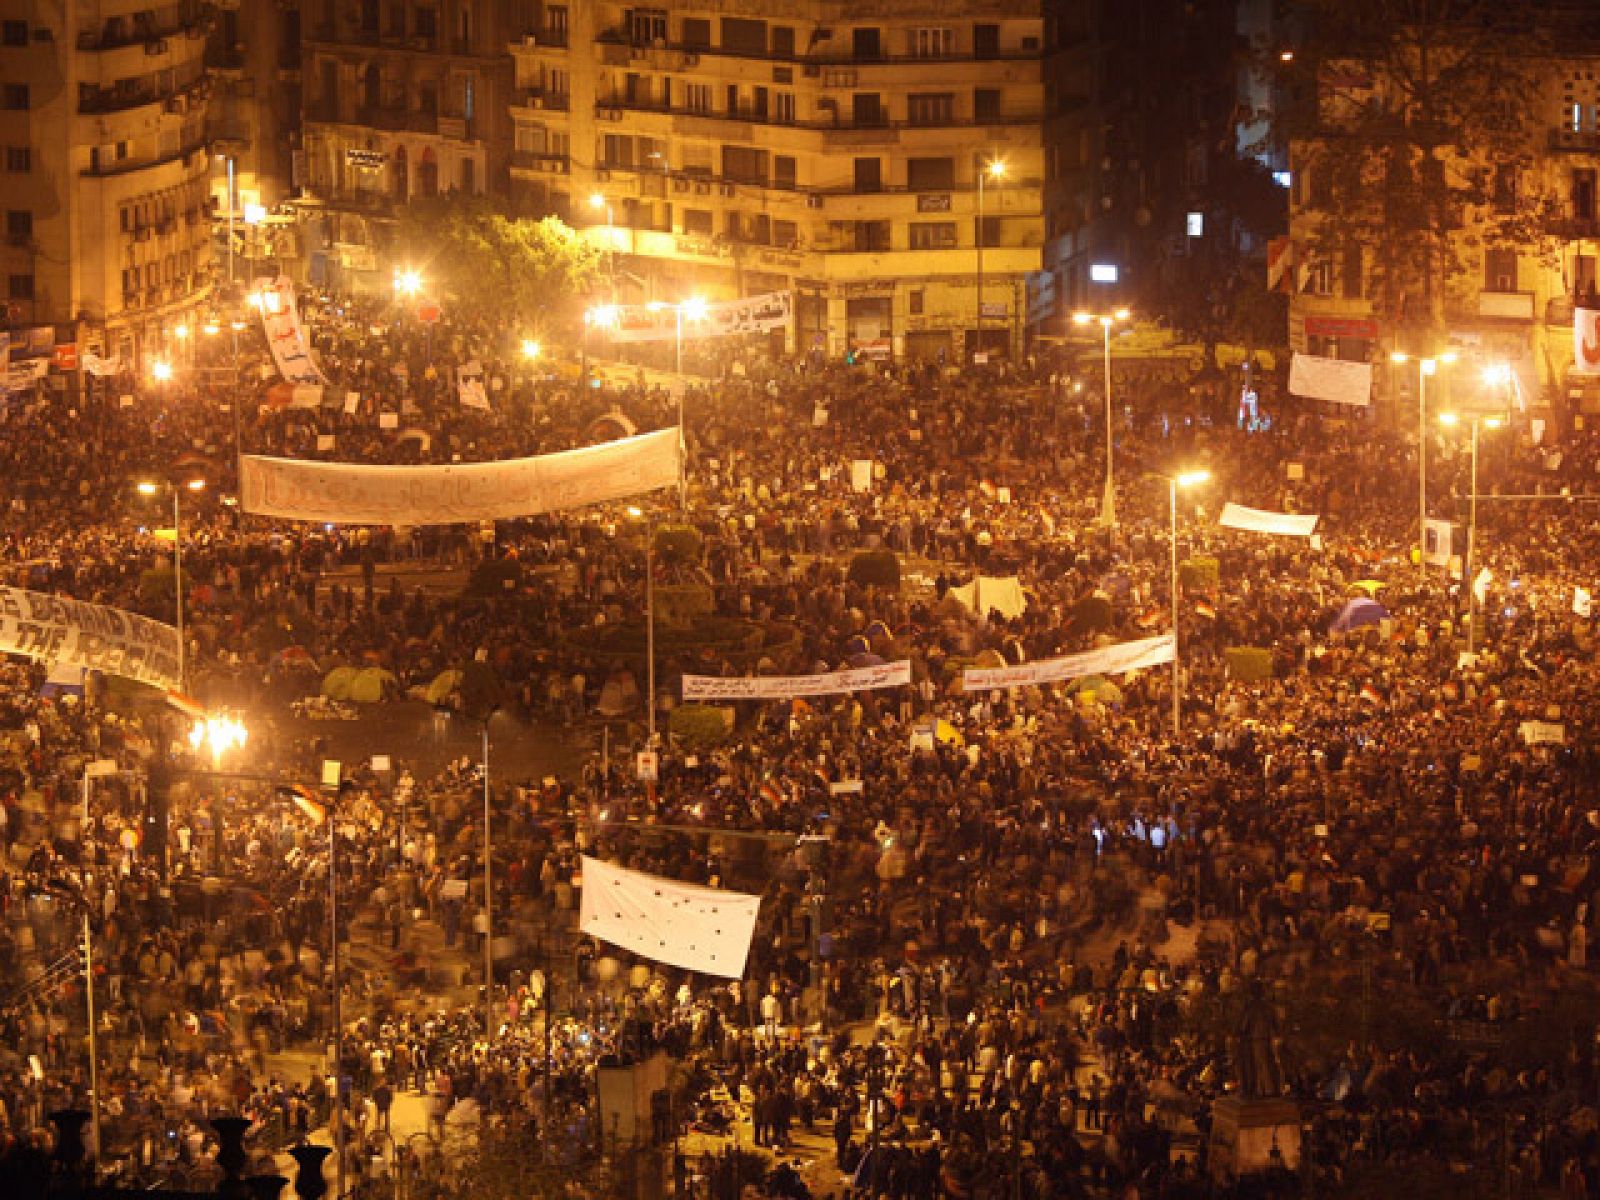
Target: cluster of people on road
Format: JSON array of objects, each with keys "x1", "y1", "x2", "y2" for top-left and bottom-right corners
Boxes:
[{"x1": 2, "y1": 283, "x2": 1600, "y2": 1200}]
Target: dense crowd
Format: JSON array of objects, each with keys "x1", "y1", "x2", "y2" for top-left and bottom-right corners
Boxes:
[{"x1": 1, "y1": 285, "x2": 1600, "y2": 1200}]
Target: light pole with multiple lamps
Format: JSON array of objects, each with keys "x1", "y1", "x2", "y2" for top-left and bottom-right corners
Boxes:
[
  {"x1": 137, "y1": 476, "x2": 205, "y2": 689},
  {"x1": 974, "y1": 158, "x2": 1006, "y2": 361},
  {"x1": 1159, "y1": 469, "x2": 1211, "y2": 734},
  {"x1": 1074, "y1": 308, "x2": 1131, "y2": 526},
  {"x1": 1391, "y1": 349, "x2": 1457, "y2": 561},
  {"x1": 1439, "y1": 408, "x2": 1503, "y2": 653}
]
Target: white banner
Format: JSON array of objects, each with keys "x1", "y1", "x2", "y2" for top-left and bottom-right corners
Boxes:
[
  {"x1": 1519, "y1": 720, "x2": 1566, "y2": 746},
  {"x1": 579, "y1": 855, "x2": 761, "y2": 978},
  {"x1": 1219, "y1": 502, "x2": 1319, "y2": 538},
  {"x1": 458, "y1": 360, "x2": 490, "y2": 410},
  {"x1": 241, "y1": 428, "x2": 681, "y2": 525},
  {"x1": 604, "y1": 292, "x2": 793, "y2": 343},
  {"x1": 2, "y1": 358, "x2": 49, "y2": 393},
  {"x1": 1576, "y1": 586, "x2": 1593, "y2": 618},
  {"x1": 1575, "y1": 307, "x2": 1600, "y2": 376},
  {"x1": 259, "y1": 275, "x2": 327, "y2": 386},
  {"x1": 683, "y1": 659, "x2": 911, "y2": 701},
  {"x1": 0, "y1": 587, "x2": 182, "y2": 691},
  {"x1": 81, "y1": 351, "x2": 123, "y2": 378},
  {"x1": 1423, "y1": 518, "x2": 1456, "y2": 567},
  {"x1": 963, "y1": 634, "x2": 1175, "y2": 693},
  {"x1": 1289, "y1": 352, "x2": 1372, "y2": 407}
]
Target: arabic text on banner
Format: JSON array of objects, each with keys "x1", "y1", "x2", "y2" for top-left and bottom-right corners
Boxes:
[
  {"x1": 602, "y1": 292, "x2": 793, "y2": 344},
  {"x1": 259, "y1": 276, "x2": 328, "y2": 386},
  {"x1": 0, "y1": 587, "x2": 182, "y2": 692},
  {"x1": 962, "y1": 634, "x2": 1175, "y2": 693},
  {"x1": 579, "y1": 855, "x2": 761, "y2": 979},
  {"x1": 240, "y1": 428, "x2": 681, "y2": 525},
  {"x1": 1288, "y1": 352, "x2": 1372, "y2": 407},
  {"x1": 1218, "y1": 502, "x2": 1319, "y2": 538},
  {"x1": 682, "y1": 659, "x2": 912, "y2": 701}
]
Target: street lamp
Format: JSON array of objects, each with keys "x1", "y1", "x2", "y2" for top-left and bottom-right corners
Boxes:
[
  {"x1": 188, "y1": 715, "x2": 249, "y2": 767},
  {"x1": 647, "y1": 298, "x2": 707, "y2": 509},
  {"x1": 393, "y1": 269, "x2": 423, "y2": 298},
  {"x1": 1161, "y1": 469, "x2": 1211, "y2": 734},
  {"x1": 1391, "y1": 349, "x2": 1458, "y2": 562},
  {"x1": 1073, "y1": 307, "x2": 1132, "y2": 526},
  {"x1": 138, "y1": 477, "x2": 205, "y2": 688},
  {"x1": 521, "y1": 338, "x2": 542, "y2": 362},
  {"x1": 975, "y1": 158, "x2": 1006, "y2": 361},
  {"x1": 1439, "y1": 411, "x2": 1503, "y2": 652},
  {"x1": 150, "y1": 359, "x2": 174, "y2": 384}
]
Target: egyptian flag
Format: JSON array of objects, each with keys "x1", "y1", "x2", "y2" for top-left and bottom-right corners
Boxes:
[
  {"x1": 279, "y1": 782, "x2": 327, "y2": 824},
  {"x1": 1135, "y1": 608, "x2": 1164, "y2": 630},
  {"x1": 1194, "y1": 602, "x2": 1217, "y2": 620},
  {"x1": 165, "y1": 691, "x2": 207, "y2": 720},
  {"x1": 1358, "y1": 684, "x2": 1383, "y2": 706}
]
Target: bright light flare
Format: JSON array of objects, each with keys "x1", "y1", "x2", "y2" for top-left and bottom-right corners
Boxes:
[
  {"x1": 681, "y1": 297, "x2": 709, "y2": 322},
  {"x1": 586, "y1": 304, "x2": 620, "y2": 328},
  {"x1": 1175, "y1": 469, "x2": 1212, "y2": 489},
  {"x1": 393, "y1": 269, "x2": 423, "y2": 297},
  {"x1": 521, "y1": 338, "x2": 542, "y2": 360},
  {"x1": 189, "y1": 715, "x2": 248, "y2": 763},
  {"x1": 150, "y1": 360, "x2": 173, "y2": 383}
]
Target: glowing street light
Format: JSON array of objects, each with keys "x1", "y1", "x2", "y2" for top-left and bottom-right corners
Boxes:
[
  {"x1": 137, "y1": 477, "x2": 205, "y2": 686},
  {"x1": 202, "y1": 322, "x2": 220, "y2": 337},
  {"x1": 975, "y1": 157, "x2": 1008, "y2": 362},
  {"x1": 1074, "y1": 307, "x2": 1133, "y2": 525},
  {"x1": 189, "y1": 714, "x2": 249, "y2": 766},
  {"x1": 1392, "y1": 349, "x2": 1458, "y2": 561},
  {"x1": 393, "y1": 269, "x2": 423, "y2": 297},
  {"x1": 521, "y1": 338, "x2": 542, "y2": 361},
  {"x1": 150, "y1": 360, "x2": 174, "y2": 384}
]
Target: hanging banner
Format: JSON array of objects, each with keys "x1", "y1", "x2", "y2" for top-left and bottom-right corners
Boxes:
[
  {"x1": 258, "y1": 275, "x2": 327, "y2": 386},
  {"x1": 458, "y1": 359, "x2": 490, "y2": 410},
  {"x1": 1219, "y1": 503, "x2": 1319, "y2": 537},
  {"x1": 1575, "y1": 307, "x2": 1600, "y2": 376},
  {"x1": 2, "y1": 358, "x2": 49, "y2": 392},
  {"x1": 0, "y1": 587, "x2": 182, "y2": 692},
  {"x1": 1289, "y1": 352, "x2": 1372, "y2": 406},
  {"x1": 241, "y1": 428, "x2": 681, "y2": 525},
  {"x1": 682, "y1": 659, "x2": 911, "y2": 701},
  {"x1": 1423, "y1": 518, "x2": 1456, "y2": 567},
  {"x1": 602, "y1": 292, "x2": 793, "y2": 344},
  {"x1": 579, "y1": 855, "x2": 761, "y2": 979},
  {"x1": 81, "y1": 351, "x2": 123, "y2": 378},
  {"x1": 963, "y1": 634, "x2": 1175, "y2": 692}
]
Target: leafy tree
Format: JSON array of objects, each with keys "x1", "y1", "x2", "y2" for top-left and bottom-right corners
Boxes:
[
  {"x1": 1282, "y1": 1, "x2": 1562, "y2": 339},
  {"x1": 397, "y1": 195, "x2": 604, "y2": 323}
]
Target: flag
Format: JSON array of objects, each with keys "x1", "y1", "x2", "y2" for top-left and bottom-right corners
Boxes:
[
  {"x1": 1266, "y1": 237, "x2": 1297, "y2": 294},
  {"x1": 1472, "y1": 567, "x2": 1493, "y2": 606},
  {"x1": 1359, "y1": 684, "x2": 1383, "y2": 705},
  {"x1": 1576, "y1": 586, "x2": 1592, "y2": 618},
  {"x1": 578, "y1": 855, "x2": 761, "y2": 978},
  {"x1": 165, "y1": 691, "x2": 208, "y2": 720},
  {"x1": 279, "y1": 783, "x2": 327, "y2": 824},
  {"x1": 1135, "y1": 608, "x2": 1164, "y2": 629},
  {"x1": 1194, "y1": 602, "x2": 1217, "y2": 620},
  {"x1": 1576, "y1": 308, "x2": 1600, "y2": 376},
  {"x1": 758, "y1": 780, "x2": 784, "y2": 809}
]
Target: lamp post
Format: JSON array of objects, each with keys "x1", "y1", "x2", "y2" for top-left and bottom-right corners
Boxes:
[
  {"x1": 646, "y1": 298, "x2": 707, "y2": 510},
  {"x1": 1440, "y1": 410, "x2": 1503, "y2": 653},
  {"x1": 1391, "y1": 349, "x2": 1457, "y2": 562},
  {"x1": 1162, "y1": 469, "x2": 1211, "y2": 734},
  {"x1": 629, "y1": 506, "x2": 657, "y2": 743},
  {"x1": 975, "y1": 158, "x2": 1006, "y2": 362},
  {"x1": 1074, "y1": 308, "x2": 1132, "y2": 527},
  {"x1": 138, "y1": 476, "x2": 205, "y2": 689}
]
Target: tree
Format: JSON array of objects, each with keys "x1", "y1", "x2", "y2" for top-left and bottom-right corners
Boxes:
[
  {"x1": 397, "y1": 195, "x2": 605, "y2": 323},
  {"x1": 1283, "y1": 1, "x2": 1562, "y2": 339}
]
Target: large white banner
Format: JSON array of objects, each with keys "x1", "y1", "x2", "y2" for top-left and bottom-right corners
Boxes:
[
  {"x1": 604, "y1": 292, "x2": 793, "y2": 344},
  {"x1": 1289, "y1": 352, "x2": 1372, "y2": 407},
  {"x1": 259, "y1": 276, "x2": 327, "y2": 386},
  {"x1": 963, "y1": 634, "x2": 1175, "y2": 693},
  {"x1": 241, "y1": 428, "x2": 681, "y2": 525},
  {"x1": 457, "y1": 360, "x2": 489, "y2": 410},
  {"x1": 0, "y1": 587, "x2": 182, "y2": 691},
  {"x1": 579, "y1": 855, "x2": 761, "y2": 978},
  {"x1": 1219, "y1": 502, "x2": 1319, "y2": 538},
  {"x1": 2, "y1": 358, "x2": 49, "y2": 393},
  {"x1": 1577, "y1": 308, "x2": 1600, "y2": 376},
  {"x1": 683, "y1": 659, "x2": 911, "y2": 701}
]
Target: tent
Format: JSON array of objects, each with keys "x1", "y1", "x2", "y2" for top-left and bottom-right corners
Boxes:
[
  {"x1": 321, "y1": 666, "x2": 360, "y2": 701},
  {"x1": 1330, "y1": 598, "x2": 1389, "y2": 634},
  {"x1": 1347, "y1": 580, "x2": 1386, "y2": 597},
  {"x1": 422, "y1": 669, "x2": 463, "y2": 706},
  {"x1": 348, "y1": 667, "x2": 397, "y2": 703},
  {"x1": 908, "y1": 719, "x2": 964, "y2": 753},
  {"x1": 947, "y1": 575, "x2": 1027, "y2": 621}
]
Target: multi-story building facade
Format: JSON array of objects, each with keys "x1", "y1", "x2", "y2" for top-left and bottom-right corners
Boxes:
[
  {"x1": 507, "y1": 0, "x2": 1048, "y2": 360},
  {"x1": 298, "y1": 0, "x2": 515, "y2": 286},
  {"x1": 0, "y1": 1, "x2": 216, "y2": 363},
  {"x1": 208, "y1": 1, "x2": 302, "y2": 214}
]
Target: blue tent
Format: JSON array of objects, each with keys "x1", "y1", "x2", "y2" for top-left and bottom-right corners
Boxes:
[{"x1": 1330, "y1": 597, "x2": 1389, "y2": 634}]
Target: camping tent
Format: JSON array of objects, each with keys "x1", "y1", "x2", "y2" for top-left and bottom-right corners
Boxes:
[{"x1": 947, "y1": 576, "x2": 1027, "y2": 621}]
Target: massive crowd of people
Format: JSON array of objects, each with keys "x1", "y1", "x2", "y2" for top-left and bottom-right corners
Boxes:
[{"x1": 1, "y1": 285, "x2": 1600, "y2": 1200}]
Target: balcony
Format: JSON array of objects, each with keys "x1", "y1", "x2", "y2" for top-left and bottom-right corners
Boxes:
[
  {"x1": 437, "y1": 115, "x2": 474, "y2": 141},
  {"x1": 83, "y1": 135, "x2": 208, "y2": 178},
  {"x1": 510, "y1": 150, "x2": 569, "y2": 173},
  {"x1": 1549, "y1": 217, "x2": 1600, "y2": 241},
  {"x1": 1550, "y1": 129, "x2": 1600, "y2": 153},
  {"x1": 77, "y1": 8, "x2": 206, "y2": 52}
]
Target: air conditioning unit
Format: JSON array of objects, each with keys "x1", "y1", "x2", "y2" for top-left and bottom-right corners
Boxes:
[
  {"x1": 694, "y1": 181, "x2": 709, "y2": 194},
  {"x1": 673, "y1": 178, "x2": 689, "y2": 192},
  {"x1": 522, "y1": 35, "x2": 537, "y2": 48},
  {"x1": 681, "y1": 52, "x2": 699, "y2": 67},
  {"x1": 719, "y1": 183, "x2": 735, "y2": 197},
  {"x1": 803, "y1": 64, "x2": 819, "y2": 77},
  {"x1": 596, "y1": 169, "x2": 611, "y2": 181},
  {"x1": 807, "y1": 194, "x2": 823, "y2": 209},
  {"x1": 145, "y1": 38, "x2": 169, "y2": 54}
]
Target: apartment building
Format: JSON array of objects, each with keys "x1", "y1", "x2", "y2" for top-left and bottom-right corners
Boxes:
[
  {"x1": 298, "y1": 0, "x2": 514, "y2": 283},
  {"x1": 0, "y1": 1, "x2": 216, "y2": 362},
  {"x1": 507, "y1": 0, "x2": 1048, "y2": 360}
]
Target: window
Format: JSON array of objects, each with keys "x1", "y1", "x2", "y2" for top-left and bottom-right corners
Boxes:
[
  {"x1": 1303, "y1": 257, "x2": 1333, "y2": 296},
  {"x1": 907, "y1": 157, "x2": 955, "y2": 191},
  {"x1": 4, "y1": 146, "x2": 29, "y2": 172},
  {"x1": 682, "y1": 208, "x2": 713, "y2": 234},
  {"x1": 1341, "y1": 244, "x2": 1363, "y2": 300},
  {"x1": 910, "y1": 222, "x2": 956, "y2": 249},
  {"x1": 460, "y1": 158, "x2": 475, "y2": 192},
  {"x1": 629, "y1": 8, "x2": 666, "y2": 45},
  {"x1": 908, "y1": 94, "x2": 953, "y2": 126},
  {"x1": 544, "y1": 6, "x2": 568, "y2": 43},
  {"x1": 773, "y1": 219, "x2": 796, "y2": 245},
  {"x1": 974, "y1": 88, "x2": 1001, "y2": 122},
  {"x1": 973, "y1": 23, "x2": 999, "y2": 56},
  {"x1": 774, "y1": 155, "x2": 796, "y2": 189},
  {"x1": 774, "y1": 92, "x2": 795, "y2": 124},
  {"x1": 1, "y1": 84, "x2": 28, "y2": 110},
  {"x1": 771, "y1": 26, "x2": 794, "y2": 57},
  {"x1": 388, "y1": 4, "x2": 405, "y2": 36},
  {"x1": 721, "y1": 17, "x2": 766, "y2": 55},
  {"x1": 6, "y1": 210, "x2": 31, "y2": 241},
  {"x1": 550, "y1": 131, "x2": 570, "y2": 158},
  {"x1": 909, "y1": 289, "x2": 924, "y2": 315},
  {"x1": 853, "y1": 221, "x2": 890, "y2": 252},
  {"x1": 414, "y1": 7, "x2": 437, "y2": 39},
  {"x1": 975, "y1": 215, "x2": 999, "y2": 247},
  {"x1": 911, "y1": 28, "x2": 953, "y2": 58},
  {"x1": 851, "y1": 93, "x2": 884, "y2": 126},
  {"x1": 1485, "y1": 247, "x2": 1519, "y2": 293},
  {"x1": 603, "y1": 134, "x2": 635, "y2": 168},
  {"x1": 681, "y1": 18, "x2": 710, "y2": 47},
  {"x1": 8, "y1": 274, "x2": 33, "y2": 300},
  {"x1": 852, "y1": 28, "x2": 882, "y2": 60},
  {"x1": 722, "y1": 145, "x2": 767, "y2": 183},
  {"x1": 1, "y1": 21, "x2": 27, "y2": 46},
  {"x1": 1576, "y1": 167, "x2": 1598, "y2": 222},
  {"x1": 1492, "y1": 164, "x2": 1518, "y2": 213},
  {"x1": 854, "y1": 158, "x2": 881, "y2": 193},
  {"x1": 684, "y1": 83, "x2": 710, "y2": 113},
  {"x1": 547, "y1": 69, "x2": 569, "y2": 98}
]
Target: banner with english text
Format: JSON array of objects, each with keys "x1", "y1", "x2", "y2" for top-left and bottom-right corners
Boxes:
[{"x1": 0, "y1": 587, "x2": 182, "y2": 691}]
